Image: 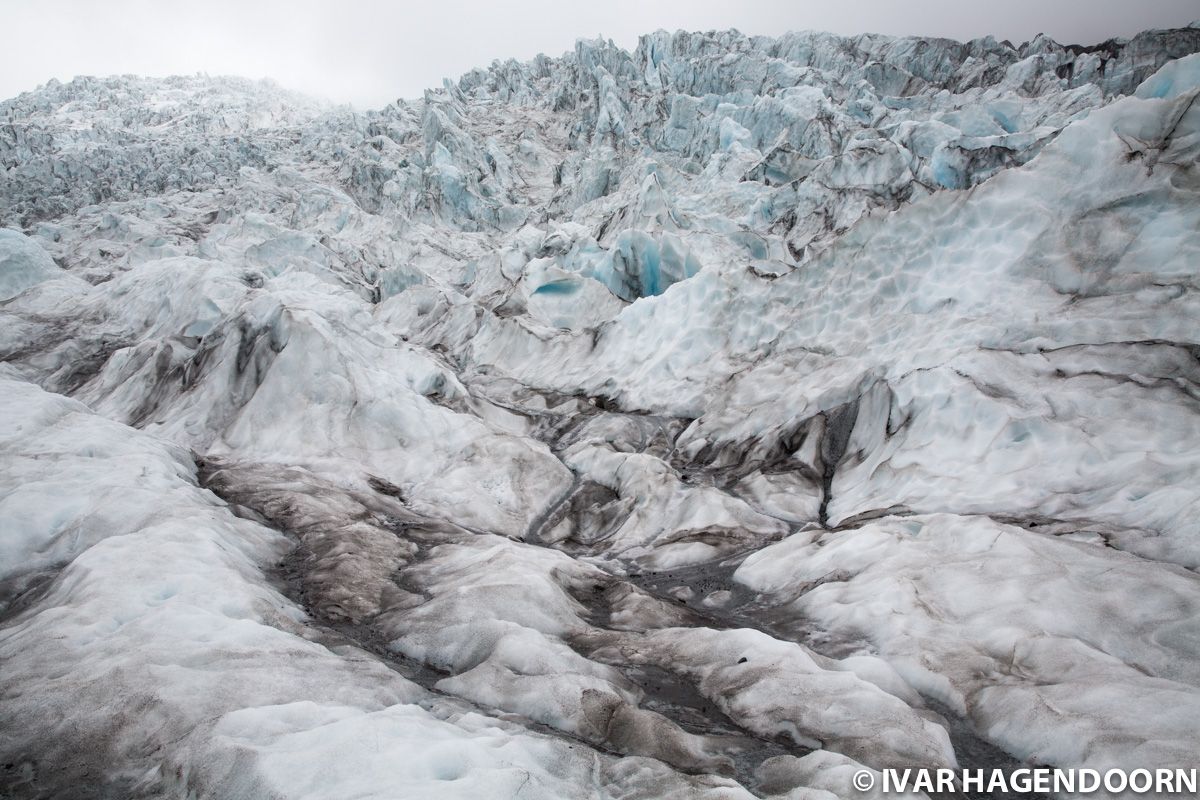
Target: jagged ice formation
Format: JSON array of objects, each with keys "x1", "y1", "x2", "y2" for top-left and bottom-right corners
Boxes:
[{"x1": 2, "y1": 22, "x2": 1200, "y2": 800}]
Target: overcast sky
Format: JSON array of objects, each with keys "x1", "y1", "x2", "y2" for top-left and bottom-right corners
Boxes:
[{"x1": 2, "y1": 0, "x2": 1197, "y2": 108}]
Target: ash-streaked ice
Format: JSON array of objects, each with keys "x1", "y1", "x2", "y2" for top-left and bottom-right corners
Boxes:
[{"x1": 2, "y1": 18, "x2": 1200, "y2": 800}]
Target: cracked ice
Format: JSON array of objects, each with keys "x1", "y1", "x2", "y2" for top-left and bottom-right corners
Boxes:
[{"x1": 3, "y1": 21, "x2": 1200, "y2": 800}]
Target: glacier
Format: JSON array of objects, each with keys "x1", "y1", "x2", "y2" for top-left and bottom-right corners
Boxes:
[{"x1": 2, "y1": 21, "x2": 1200, "y2": 800}]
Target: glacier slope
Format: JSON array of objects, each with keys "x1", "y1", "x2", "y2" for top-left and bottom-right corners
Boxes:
[{"x1": 2, "y1": 23, "x2": 1200, "y2": 800}]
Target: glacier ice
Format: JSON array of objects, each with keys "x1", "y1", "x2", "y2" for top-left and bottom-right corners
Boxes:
[{"x1": 3, "y1": 21, "x2": 1200, "y2": 800}]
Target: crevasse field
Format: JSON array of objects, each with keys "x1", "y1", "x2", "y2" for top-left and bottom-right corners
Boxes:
[{"x1": 2, "y1": 21, "x2": 1200, "y2": 800}]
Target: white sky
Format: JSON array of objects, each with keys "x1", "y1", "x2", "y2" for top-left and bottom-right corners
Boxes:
[{"x1": 2, "y1": 0, "x2": 1197, "y2": 109}]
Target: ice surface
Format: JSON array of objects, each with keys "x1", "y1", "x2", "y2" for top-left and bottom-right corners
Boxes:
[
  {"x1": 735, "y1": 514, "x2": 1200, "y2": 776},
  {"x1": 0, "y1": 229, "x2": 81, "y2": 301},
  {"x1": 3, "y1": 23, "x2": 1200, "y2": 800}
]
